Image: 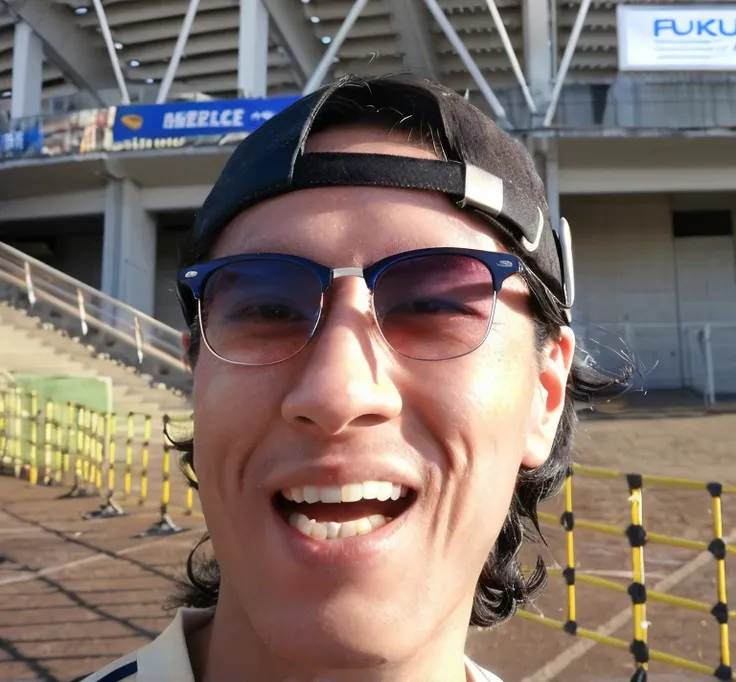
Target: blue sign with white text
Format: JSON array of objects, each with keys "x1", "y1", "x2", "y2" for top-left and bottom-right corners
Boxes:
[{"x1": 112, "y1": 96, "x2": 300, "y2": 143}]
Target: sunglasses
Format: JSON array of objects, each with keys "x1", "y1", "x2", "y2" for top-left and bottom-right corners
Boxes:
[{"x1": 176, "y1": 248, "x2": 527, "y2": 366}]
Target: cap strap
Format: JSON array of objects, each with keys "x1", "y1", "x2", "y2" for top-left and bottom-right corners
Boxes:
[{"x1": 292, "y1": 152, "x2": 465, "y2": 197}]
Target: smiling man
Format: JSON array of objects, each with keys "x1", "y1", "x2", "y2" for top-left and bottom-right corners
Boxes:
[{"x1": 81, "y1": 75, "x2": 623, "y2": 682}]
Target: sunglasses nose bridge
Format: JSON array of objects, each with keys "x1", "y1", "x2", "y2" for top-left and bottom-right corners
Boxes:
[
  {"x1": 331, "y1": 266, "x2": 365, "y2": 281},
  {"x1": 327, "y1": 266, "x2": 374, "y2": 309}
]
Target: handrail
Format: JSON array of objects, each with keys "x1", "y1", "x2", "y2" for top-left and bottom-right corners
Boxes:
[
  {"x1": 0, "y1": 260, "x2": 183, "y2": 352},
  {"x1": 0, "y1": 269, "x2": 187, "y2": 374},
  {"x1": 0, "y1": 368, "x2": 15, "y2": 390},
  {"x1": 0, "y1": 241, "x2": 177, "y2": 338},
  {"x1": 0, "y1": 240, "x2": 189, "y2": 384}
]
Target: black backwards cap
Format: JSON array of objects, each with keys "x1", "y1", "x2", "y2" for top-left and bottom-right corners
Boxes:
[{"x1": 184, "y1": 74, "x2": 575, "y2": 322}]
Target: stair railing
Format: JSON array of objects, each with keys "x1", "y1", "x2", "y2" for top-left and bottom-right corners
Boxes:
[{"x1": 0, "y1": 241, "x2": 189, "y2": 382}]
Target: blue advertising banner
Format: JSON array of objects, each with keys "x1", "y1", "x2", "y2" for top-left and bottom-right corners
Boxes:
[{"x1": 112, "y1": 96, "x2": 300, "y2": 143}]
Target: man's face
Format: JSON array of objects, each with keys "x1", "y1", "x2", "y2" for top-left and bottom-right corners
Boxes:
[{"x1": 189, "y1": 126, "x2": 573, "y2": 673}]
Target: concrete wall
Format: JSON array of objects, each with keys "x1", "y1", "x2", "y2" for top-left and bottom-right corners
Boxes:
[
  {"x1": 563, "y1": 194, "x2": 678, "y2": 326},
  {"x1": 55, "y1": 232, "x2": 103, "y2": 288},
  {"x1": 101, "y1": 179, "x2": 157, "y2": 316},
  {"x1": 154, "y1": 226, "x2": 189, "y2": 331},
  {"x1": 1, "y1": 219, "x2": 103, "y2": 288},
  {"x1": 562, "y1": 193, "x2": 736, "y2": 393}
]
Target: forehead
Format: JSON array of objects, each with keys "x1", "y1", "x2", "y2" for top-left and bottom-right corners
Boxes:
[
  {"x1": 210, "y1": 126, "x2": 504, "y2": 263},
  {"x1": 305, "y1": 124, "x2": 441, "y2": 156}
]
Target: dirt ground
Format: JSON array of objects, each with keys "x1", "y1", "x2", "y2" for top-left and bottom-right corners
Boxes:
[{"x1": 2, "y1": 396, "x2": 736, "y2": 682}]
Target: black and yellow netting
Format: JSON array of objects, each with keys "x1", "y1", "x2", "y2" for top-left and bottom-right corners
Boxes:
[{"x1": 521, "y1": 464, "x2": 734, "y2": 681}]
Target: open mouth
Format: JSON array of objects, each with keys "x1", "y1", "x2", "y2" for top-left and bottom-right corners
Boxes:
[{"x1": 273, "y1": 482, "x2": 417, "y2": 541}]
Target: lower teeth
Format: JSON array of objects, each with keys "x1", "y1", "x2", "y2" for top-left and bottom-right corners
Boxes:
[{"x1": 289, "y1": 512, "x2": 391, "y2": 540}]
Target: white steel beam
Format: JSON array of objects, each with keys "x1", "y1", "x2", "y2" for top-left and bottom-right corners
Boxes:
[
  {"x1": 91, "y1": 0, "x2": 131, "y2": 105},
  {"x1": 485, "y1": 0, "x2": 536, "y2": 113},
  {"x1": 521, "y1": 0, "x2": 558, "y2": 229},
  {"x1": 10, "y1": 21, "x2": 42, "y2": 118},
  {"x1": 157, "y1": 0, "x2": 201, "y2": 104},
  {"x1": 422, "y1": 0, "x2": 506, "y2": 120},
  {"x1": 303, "y1": 0, "x2": 369, "y2": 94},
  {"x1": 544, "y1": 0, "x2": 592, "y2": 127},
  {"x1": 0, "y1": 0, "x2": 116, "y2": 106},
  {"x1": 238, "y1": 0, "x2": 269, "y2": 98},
  {"x1": 262, "y1": 0, "x2": 322, "y2": 88},
  {"x1": 387, "y1": 0, "x2": 437, "y2": 80},
  {"x1": 522, "y1": 0, "x2": 553, "y2": 106},
  {"x1": 549, "y1": 0, "x2": 558, "y2": 77}
]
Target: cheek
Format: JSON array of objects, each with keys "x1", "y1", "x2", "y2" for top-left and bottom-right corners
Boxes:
[
  {"x1": 419, "y1": 326, "x2": 537, "y2": 546},
  {"x1": 429, "y1": 333, "x2": 536, "y2": 472},
  {"x1": 191, "y1": 355, "x2": 283, "y2": 503}
]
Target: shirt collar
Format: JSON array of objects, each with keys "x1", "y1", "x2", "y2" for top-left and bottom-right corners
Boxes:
[{"x1": 136, "y1": 607, "x2": 213, "y2": 682}]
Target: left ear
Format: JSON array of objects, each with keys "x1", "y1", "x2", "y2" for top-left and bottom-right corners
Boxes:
[{"x1": 522, "y1": 326, "x2": 576, "y2": 469}]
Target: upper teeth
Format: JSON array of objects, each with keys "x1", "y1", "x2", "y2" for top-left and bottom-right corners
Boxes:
[{"x1": 283, "y1": 481, "x2": 409, "y2": 504}]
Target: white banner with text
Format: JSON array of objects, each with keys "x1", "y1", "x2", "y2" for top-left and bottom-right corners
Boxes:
[{"x1": 617, "y1": 5, "x2": 736, "y2": 71}]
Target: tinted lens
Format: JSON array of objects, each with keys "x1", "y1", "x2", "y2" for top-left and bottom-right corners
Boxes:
[
  {"x1": 373, "y1": 254, "x2": 495, "y2": 360},
  {"x1": 201, "y1": 260, "x2": 323, "y2": 365}
]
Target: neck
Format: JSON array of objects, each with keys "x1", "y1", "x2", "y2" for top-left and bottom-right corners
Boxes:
[{"x1": 188, "y1": 594, "x2": 472, "y2": 682}]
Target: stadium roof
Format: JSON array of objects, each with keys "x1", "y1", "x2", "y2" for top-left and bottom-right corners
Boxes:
[{"x1": 0, "y1": 0, "x2": 644, "y2": 109}]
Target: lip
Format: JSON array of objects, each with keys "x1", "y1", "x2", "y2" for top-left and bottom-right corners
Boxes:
[
  {"x1": 266, "y1": 458, "x2": 423, "y2": 496},
  {"x1": 270, "y1": 494, "x2": 416, "y2": 570}
]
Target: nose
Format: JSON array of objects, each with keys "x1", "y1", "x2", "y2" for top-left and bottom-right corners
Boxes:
[{"x1": 281, "y1": 283, "x2": 402, "y2": 437}]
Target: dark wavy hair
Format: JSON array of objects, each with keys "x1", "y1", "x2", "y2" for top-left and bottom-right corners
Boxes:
[{"x1": 167, "y1": 79, "x2": 632, "y2": 627}]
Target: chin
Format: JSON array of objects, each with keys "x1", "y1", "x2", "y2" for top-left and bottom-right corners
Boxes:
[{"x1": 254, "y1": 590, "x2": 414, "y2": 669}]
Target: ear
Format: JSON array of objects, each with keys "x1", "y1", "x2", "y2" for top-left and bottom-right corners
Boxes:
[{"x1": 522, "y1": 326, "x2": 576, "y2": 469}]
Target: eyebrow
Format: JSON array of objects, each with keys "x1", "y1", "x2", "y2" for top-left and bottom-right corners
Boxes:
[{"x1": 213, "y1": 197, "x2": 503, "y2": 262}]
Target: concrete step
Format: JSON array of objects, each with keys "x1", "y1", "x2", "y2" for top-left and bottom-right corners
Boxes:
[
  {"x1": 0, "y1": 360, "x2": 92, "y2": 375},
  {"x1": 0, "y1": 301, "x2": 191, "y2": 418},
  {"x1": 0, "y1": 336, "x2": 48, "y2": 350},
  {"x1": 0, "y1": 302, "x2": 190, "y2": 388},
  {"x1": 1, "y1": 303, "x2": 191, "y2": 390}
]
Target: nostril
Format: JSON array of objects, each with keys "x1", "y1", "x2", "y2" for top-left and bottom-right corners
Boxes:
[
  {"x1": 352, "y1": 414, "x2": 390, "y2": 428},
  {"x1": 289, "y1": 413, "x2": 391, "y2": 431}
]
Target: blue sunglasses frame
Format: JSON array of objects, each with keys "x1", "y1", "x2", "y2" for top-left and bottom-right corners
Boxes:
[{"x1": 176, "y1": 247, "x2": 525, "y2": 329}]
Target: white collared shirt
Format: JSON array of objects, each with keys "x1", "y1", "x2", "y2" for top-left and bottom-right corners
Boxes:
[{"x1": 79, "y1": 608, "x2": 503, "y2": 682}]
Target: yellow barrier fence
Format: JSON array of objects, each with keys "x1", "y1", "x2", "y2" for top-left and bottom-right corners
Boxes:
[
  {"x1": 532, "y1": 465, "x2": 733, "y2": 681},
  {"x1": 0, "y1": 389, "x2": 196, "y2": 538}
]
